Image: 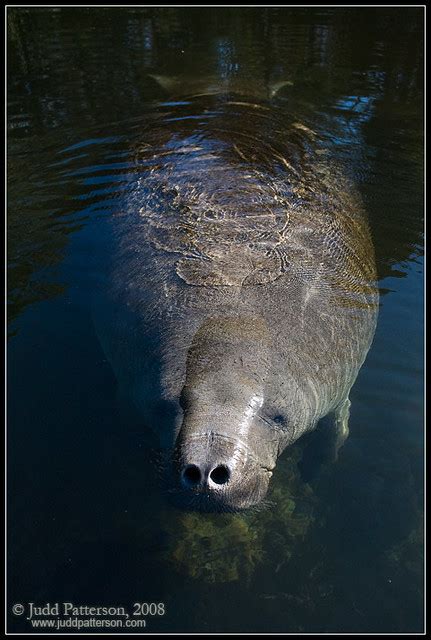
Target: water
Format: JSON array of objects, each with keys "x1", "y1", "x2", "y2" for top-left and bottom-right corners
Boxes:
[{"x1": 7, "y1": 7, "x2": 424, "y2": 634}]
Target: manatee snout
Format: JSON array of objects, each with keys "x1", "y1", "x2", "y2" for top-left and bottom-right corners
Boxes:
[
  {"x1": 181, "y1": 462, "x2": 231, "y2": 490},
  {"x1": 171, "y1": 433, "x2": 272, "y2": 512}
]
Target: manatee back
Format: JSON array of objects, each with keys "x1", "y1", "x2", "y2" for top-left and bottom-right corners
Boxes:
[
  {"x1": 112, "y1": 96, "x2": 377, "y2": 312},
  {"x1": 102, "y1": 96, "x2": 378, "y2": 428}
]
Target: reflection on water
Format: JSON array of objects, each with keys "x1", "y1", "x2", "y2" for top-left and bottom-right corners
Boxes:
[{"x1": 7, "y1": 7, "x2": 423, "y2": 633}]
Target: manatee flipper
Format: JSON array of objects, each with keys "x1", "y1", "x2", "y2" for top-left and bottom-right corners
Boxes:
[
  {"x1": 330, "y1": 396, "x2": 351, "y2": 461},
  {"x1": 298, "y1": 396, "x2": 352, "y2": 481}
]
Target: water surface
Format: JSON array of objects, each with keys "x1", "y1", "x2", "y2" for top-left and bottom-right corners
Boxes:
[{"x1": 7, "y1": 7, "x2": 424, "y2": 634}]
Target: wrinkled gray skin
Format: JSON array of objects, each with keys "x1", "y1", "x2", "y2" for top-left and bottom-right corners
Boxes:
[{"x1": 95, "y1": 78, "x2": 379, "y2": 512}]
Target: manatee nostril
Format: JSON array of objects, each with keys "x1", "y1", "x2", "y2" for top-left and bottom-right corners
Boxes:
[
  {"x1": 209, "y1": 465, "x2": 230, "y2": 485},
  {"x1": 182, "y1": 464, "x2": 201, "y2": 487}
]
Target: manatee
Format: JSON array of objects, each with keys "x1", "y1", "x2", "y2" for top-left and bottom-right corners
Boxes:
[{"x1": 94, "y1": 76, "x2": 379, "y2": 512}]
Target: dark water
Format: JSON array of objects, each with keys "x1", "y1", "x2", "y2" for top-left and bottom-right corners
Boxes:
[{"x1": 7, "y1": 7, "x2": 424, "y2": 634}]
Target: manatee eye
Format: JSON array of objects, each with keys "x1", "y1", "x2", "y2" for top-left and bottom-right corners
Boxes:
[{"x1": 273, "y1": 414, "x2": 287, "y2": 427}]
